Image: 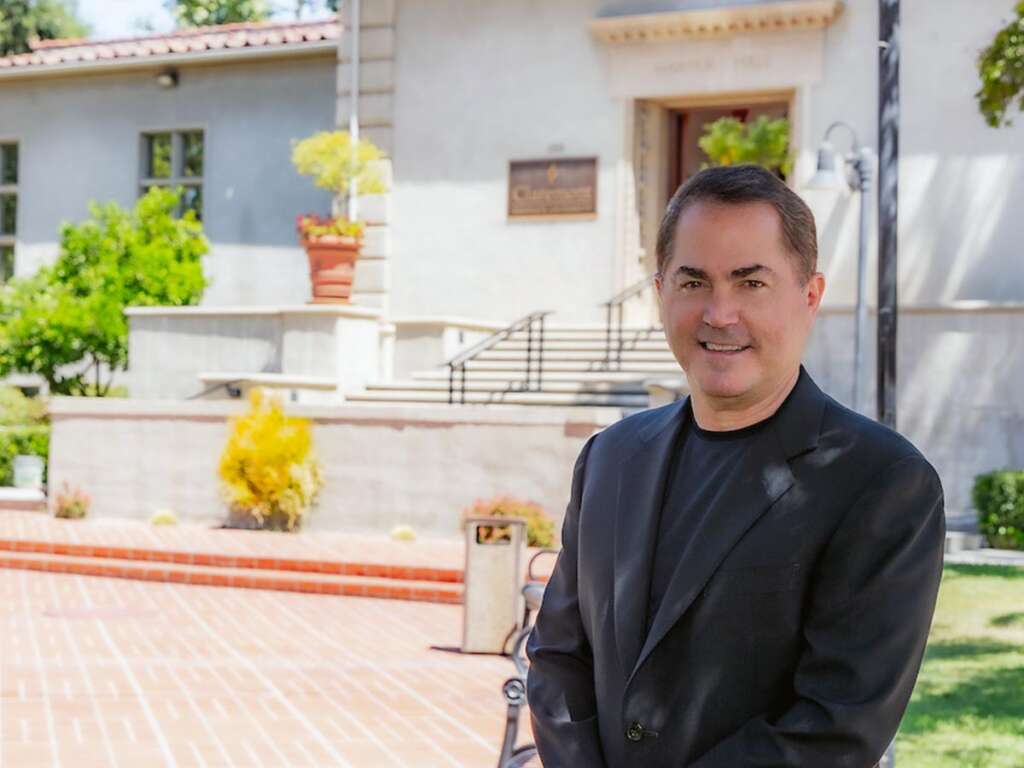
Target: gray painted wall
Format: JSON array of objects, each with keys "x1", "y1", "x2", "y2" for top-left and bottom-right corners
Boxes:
[{"x1": 0, "y1": 54, "x2": 337, "y2": 306}]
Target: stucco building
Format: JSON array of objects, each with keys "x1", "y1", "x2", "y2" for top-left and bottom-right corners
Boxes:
[{"x1": 2, "y1": 2, "x2": 1024, "y2": 526}]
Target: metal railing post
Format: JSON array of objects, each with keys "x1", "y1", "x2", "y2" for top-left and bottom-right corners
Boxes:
[
  {"x1": 526, "y1": 320, "x2": 534, "y2": 391},
  {"x1": 604, "y1": 302, "x2": 612, "y2": 365},
  {"x1": 537, "y1": 315, "x2": 545, "y2": 391},
  {"x1": 616, "y1": 302, "x2": 624, "y2": 369}
]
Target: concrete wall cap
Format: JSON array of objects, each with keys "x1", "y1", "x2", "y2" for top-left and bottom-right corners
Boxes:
[{"x1": 46, "y1": 396, "x2": 624, "y2": 428}]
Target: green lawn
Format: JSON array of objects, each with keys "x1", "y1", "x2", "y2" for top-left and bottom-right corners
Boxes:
[{"x1": 896, "y1": 564, "x2": 1024, "y2": 767}]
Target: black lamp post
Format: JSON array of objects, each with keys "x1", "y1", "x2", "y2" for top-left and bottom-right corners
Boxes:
[{"x1": 877, "y1": 0, "x2": 900, "y2": 433}]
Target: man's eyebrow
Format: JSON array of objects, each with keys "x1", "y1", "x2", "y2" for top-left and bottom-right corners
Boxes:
[
  {"x1": 669, "y1": 264, "x2": 773, "y2": 280},
  {"x1": 731, "y1": 264, "x2": 774, "y2": 278},
  {"x1": 670, "y1": 265, "x2": 710, "y2": 280}
]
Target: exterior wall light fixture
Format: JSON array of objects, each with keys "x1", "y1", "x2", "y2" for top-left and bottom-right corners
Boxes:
[
  {"x1": 805, "y1": 121, "x2": 876, "y2": 416},
  {"x1": 156, "y1": 70, "x2": 178, "y2": 89}
]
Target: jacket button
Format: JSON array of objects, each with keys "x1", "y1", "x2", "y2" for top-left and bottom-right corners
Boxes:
[{"x1": 625, "y1": 721, "x2": 644, "y2": 742}]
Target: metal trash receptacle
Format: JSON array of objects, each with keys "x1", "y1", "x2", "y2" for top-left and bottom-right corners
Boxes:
[{"x1": 462, "y1": 515, "x2": 527, "y2": 654}]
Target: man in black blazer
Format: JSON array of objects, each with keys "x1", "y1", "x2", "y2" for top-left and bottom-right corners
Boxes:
[{"x1": 526, "y1": 165, "x2": 945, "y2": 767}]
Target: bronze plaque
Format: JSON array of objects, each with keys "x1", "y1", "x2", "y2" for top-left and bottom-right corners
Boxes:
[{"x1": 508, "y1": 157, "x2": 597, "y2": 218}]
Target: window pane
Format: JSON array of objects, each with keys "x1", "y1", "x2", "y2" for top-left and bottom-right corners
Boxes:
[
  {"x1": 1, "y1": 144, "x2": 17, "y2": 185},
  {"x1": 182, "y1": 185, "x2": 203, "y2": 221},
  {"x1": 0, "y1": 245, "x2": 12, "y2": 283},
  {"x1": 182, "y1": 132, "x2": 203, "y2": 178},
  {"x1": 146, "y1": 134, "x2": 172, "y2": 179},
  {"x1": 0, "y1": 194, "x2": 16, "y2": 235}
]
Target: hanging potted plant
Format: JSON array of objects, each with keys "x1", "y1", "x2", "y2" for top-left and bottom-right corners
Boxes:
[{"x1": 291, "y1": 130, "x2": 387, "y2": 303}]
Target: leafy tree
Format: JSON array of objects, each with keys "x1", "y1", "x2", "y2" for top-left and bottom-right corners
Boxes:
[
  {"x1": 0, "y1": 187, "x2": 208, "y2": 396},
  {"x1": 0, "y1": 0, "x2": 89, "y2": 57},
  {"x1": 976, "y1": 1, "x2": 1024, "y2": 127},
  {"x1": 698, "y1": 116, "x2": 793, "y2": 178},
  {"x1": 166, "y1": 0, "x2": 270, "y2": 27},
  {"x1": 292, "y1": 0, "x2": 338, "y2": 16}
]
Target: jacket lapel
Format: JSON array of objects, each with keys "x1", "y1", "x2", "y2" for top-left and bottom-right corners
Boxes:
[
  {"x1": 614, "y1": 366, "x2": 827, "y2": 687},
  {"x1": 612, "y1": 398, "x2": 687, "y2": 677}
]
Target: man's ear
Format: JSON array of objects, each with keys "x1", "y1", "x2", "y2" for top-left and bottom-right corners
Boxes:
[{"x1": 806, "y1": 272, "x2": 825, "y2": 313}]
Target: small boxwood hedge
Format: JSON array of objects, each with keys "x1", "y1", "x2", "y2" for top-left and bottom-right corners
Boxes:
[{"x1": 972, "y1": 469, "x2": 1024, "y2": 551}]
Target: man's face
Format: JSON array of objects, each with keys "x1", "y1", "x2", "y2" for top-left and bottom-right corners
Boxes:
[{"x1": 654, "y1": 200, "x2": 825, "y2": 412}]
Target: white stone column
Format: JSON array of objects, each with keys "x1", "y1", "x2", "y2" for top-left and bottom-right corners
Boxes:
[{"x1": 337, "y1": 0, "x2": 395, "y2": 315}]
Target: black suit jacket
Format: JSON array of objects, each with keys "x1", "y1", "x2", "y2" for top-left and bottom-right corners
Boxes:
[{"x1": 526, "y1": 366, "x2": 945, "y2": 767}]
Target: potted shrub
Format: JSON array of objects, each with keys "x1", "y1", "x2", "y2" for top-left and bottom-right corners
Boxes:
[{"x1": 291, "y1": 130, "x2": 387, "y2": 303}]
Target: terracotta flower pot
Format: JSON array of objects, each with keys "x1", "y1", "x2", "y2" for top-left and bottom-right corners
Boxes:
[{"x1": 301, "y1": 236, "x2": 361, "y2": 303}]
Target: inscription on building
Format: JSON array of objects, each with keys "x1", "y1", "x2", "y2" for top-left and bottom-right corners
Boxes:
[{"x1": 508, "y1": 157, "x2": 598, "y2": 218}]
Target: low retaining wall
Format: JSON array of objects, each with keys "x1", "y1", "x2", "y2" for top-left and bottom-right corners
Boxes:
[{"x1": 47, "y1": 399, "x2": 618, "y2": 537}]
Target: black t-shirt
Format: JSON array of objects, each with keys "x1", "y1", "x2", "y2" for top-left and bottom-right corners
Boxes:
[{"x1": 644, "y1": 403, "x2": 779, "y2": 636}]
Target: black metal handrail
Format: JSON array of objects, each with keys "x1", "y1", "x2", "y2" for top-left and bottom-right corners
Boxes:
[
  {"x1": 599, "y1": 272, "x2": 658, "y2": 369},
  {"x1": 447, "y1": 310, "x2": 554, "y2": 405}
]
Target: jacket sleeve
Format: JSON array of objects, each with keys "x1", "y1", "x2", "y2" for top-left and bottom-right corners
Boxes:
[
  {"x1": 688, "y1": 454, "x2": 946, "y2": 768},
  {"x1": 526, "y1": 432, "x2": 609, "y2": 768}
]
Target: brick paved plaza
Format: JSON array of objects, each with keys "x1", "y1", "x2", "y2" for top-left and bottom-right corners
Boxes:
[{"x1": 0, "y1": 568, "x2": 527, "y2": 767}]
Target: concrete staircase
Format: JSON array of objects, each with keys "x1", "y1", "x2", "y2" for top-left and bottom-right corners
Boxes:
[{"x1": 346, "y1": 324, "x2": 685, "y2": 408}]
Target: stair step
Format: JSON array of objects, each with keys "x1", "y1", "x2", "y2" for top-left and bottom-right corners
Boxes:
[
  {"x1": 459, "y1": 360, "x2": 681, "y2": 373},
  {"x1": 508, "y1": 324, "x2": 662, "y2": 333},
  {"x1": 345, "y1": 390, "x2": 649, "y2": 406},
  {"x1": 0, "y1": 538, "x2": 463, "y2": 583},
  {"x1": 366, "y1": 380, "x2": 649, "y2": 394},
  {"x1": 474, "y1": 350, "x2": 675, "y2": 362},
  {"x1": 0, "y1": 550, "x2": 464, "y2": 604},
  {"x1": 495, "y1": 340, "x2": 670, "y2": 351},
  {"x1": 413, "y1": 369, "x2": 670, "y2": 383}
]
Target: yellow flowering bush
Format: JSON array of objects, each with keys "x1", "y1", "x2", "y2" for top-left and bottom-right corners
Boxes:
[
  {"x1": 290, "y1": 130, "x2": 387, "y2": 200},
  {"x1": 218, "y1": 388, "x2": 323, "y2": 532}
]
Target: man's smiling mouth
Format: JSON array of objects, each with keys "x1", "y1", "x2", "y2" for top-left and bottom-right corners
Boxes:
[{"x1": 699, "y1": 342, "x2": 750, "y2": 353}]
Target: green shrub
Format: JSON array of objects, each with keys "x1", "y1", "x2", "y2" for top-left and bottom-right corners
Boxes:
[
  {"x1": 460, "y1": 495, "x2": 556, "y2": 548},
  {"x1": 972, "y1": 469, "x2": 1024, "y2": 550},
  {"x1": 0, "y1": 186, "x2": 208, "y2": 396},
  {"x1": 0, "y1": 386, "x2": 47, "y2": 426},
  {"x1": 0, "y1": 426, "x2": 49, "y2": 486}
]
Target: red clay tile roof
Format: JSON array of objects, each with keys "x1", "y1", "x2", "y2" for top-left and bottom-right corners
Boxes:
[{"x1": 0, "y1": 18, "x2": 339, "y2": 71}]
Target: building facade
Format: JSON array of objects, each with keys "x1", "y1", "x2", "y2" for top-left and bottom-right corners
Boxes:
[
  {"x1": 341, "y1": 0, "x2": 1024, "y2": 324},
  {"x1": 3, "y1": 2, "x2": 1024, "y2": 524},
  {"x1": 0, "y1": 20, "x2": 339, "y2": 306}
]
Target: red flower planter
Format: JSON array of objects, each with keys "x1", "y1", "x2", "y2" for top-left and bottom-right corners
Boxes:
[{"x1": 301, "y1": 236, "x2": 361, "y2": 304}]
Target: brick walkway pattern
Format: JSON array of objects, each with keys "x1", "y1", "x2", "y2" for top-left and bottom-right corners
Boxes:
[{"x1": 0, "y1": 569, "x2": 533, "y2": 767}]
